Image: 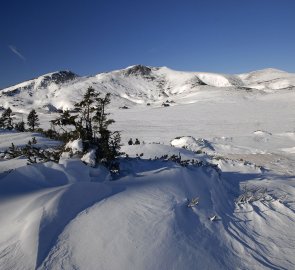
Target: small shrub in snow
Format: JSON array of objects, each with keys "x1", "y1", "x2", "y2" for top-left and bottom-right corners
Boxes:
[
  {"x1": 6, "y1": 143, "x2": 22, "y2": 158},
  {"x1": 187, "y1": 197, "x2": 199, "y2": 208},
  {"x1": 195, "y1": 150, "x2": 203, "y2": 154},
  {"x1": 5, "y1": 138, "x2": 62, "y2": 164},
  {"x1": 208, "y1": 215, "x2": 219, "y2": 222},
  {"x1": 23, "y1": 140, "x2": 61, "y2": 164},
  {"x1": 135, "y1": 153, "x2": 144, "y2": 158},
  {"x1": 236, "y1": 185, "x2": 271, "y2": 204},
  {"x1": 128, "y1": 138, "x2": 133, "y2": 145}
]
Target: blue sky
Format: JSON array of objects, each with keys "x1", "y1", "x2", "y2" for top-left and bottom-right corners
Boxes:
[{"x1": 1, "y1": 0, "x2": 294, "y2": 88}]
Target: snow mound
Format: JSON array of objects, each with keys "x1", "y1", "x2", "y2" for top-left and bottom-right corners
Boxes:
[
  {"x1": 0, "y1": 174, "x2": 112, "y2": 269},
  {"x1": 253, "y1": 130, "x2": 272, "y2": 136},
  {"x1": 39, "y1": 165, "x2": 231, "y2": 270},
  {"x1": 0, "y1": 159, "x2": 95, "y2": 196},
  {"x1": 171, "y1": 136, "x2": 215, "y2": 152}
]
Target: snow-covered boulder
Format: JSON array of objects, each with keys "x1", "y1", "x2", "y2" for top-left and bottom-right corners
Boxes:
[
  {"x1": 81, "y1": 149, "x2": 96, "y2": 167},
  {"x1": 65, "y1": 139, "x2": 83, "y2": 154}
]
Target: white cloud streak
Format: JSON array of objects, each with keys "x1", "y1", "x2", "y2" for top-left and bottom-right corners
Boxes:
[{"x1": 9, "y1": 45, "x2": 26, "y2": 61}]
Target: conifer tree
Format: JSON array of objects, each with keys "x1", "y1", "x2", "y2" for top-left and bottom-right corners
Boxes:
[
  {"x1": 7, "y1": 143, "x2": 21, "y2": 158},
  {"x1": 74, "y1": 87, "x2": 99, "y2": 141},
  {"x1": 27, "y1": 109, "x2": 40, "y2": 131},
  {"x1": 0, "y1": 107, "x2": 13, "y2": 130},
  {"x1": 51, "y1": 110, "x2": 78, "y2": 141}
]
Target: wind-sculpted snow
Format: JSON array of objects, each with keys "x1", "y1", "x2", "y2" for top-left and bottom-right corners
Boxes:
[
  {"x1": 0, "y1": 159, "x2": 117, "y2": 269},
  {"x1": 0, "y1": 141, "x2": 294, "y2": 269}
]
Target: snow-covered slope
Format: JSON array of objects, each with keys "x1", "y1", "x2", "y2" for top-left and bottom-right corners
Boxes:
[
  {"x1": 0, "y1": 65, "x2": 295, "y2": 269},
  {"x1": 0, "y1": 140, "x2": 294, "y2": 270},
  {"x1": 239, "y1": 68, "x2": 295, "y2": 90},
  {"x1": 1, "y1": 65, "x2": 294, "y2": 113}
]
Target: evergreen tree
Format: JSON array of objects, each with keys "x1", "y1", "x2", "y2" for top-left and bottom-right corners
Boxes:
[
  {"x1": 27, "y1": 109, "x2": 40, "y2": 131},
  {"x1": 93, "y1": 93, "x2": 114, "y2": 134},
  {"x1": 51, "y1": 110, "x2": 78, "y2": 141},
  {"x1": 0, "y1": 107, "x2": 13, "y2": 130},
  {"x1": 74, "y1": 87, "x2": 98, "y2": 141},
  {"x1": 15, "y1": 121, "x2": 25, "y2": 132},
  {"x1": 7, "y1": 143, "x2": 21, "y2": 158}
]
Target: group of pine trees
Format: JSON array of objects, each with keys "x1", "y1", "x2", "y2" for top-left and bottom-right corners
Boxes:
[
  {"x1": 0, "y1": 108, "x2": 39, "y2": 132},
  {"x1": 52, "y1": 87, "x2": 121, "y2": 169},
  {"x1": 1, "y1": 87, "x2": 122, "y2": 171}
]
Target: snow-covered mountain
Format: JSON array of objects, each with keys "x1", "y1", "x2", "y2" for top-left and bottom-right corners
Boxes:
[{"x1": 1, "y1": 65, "x2": 294, "y2": 112}]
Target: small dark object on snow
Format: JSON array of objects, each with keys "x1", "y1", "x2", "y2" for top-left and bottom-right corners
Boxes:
[
  {"x1": 128, "y1": 138, "x2": 133, "y2": 145},
  {"x1": 208, "y1": 215, "x2": 219, "y2": 222},
  {"x1": 187, "y1": 197, "x2": 199, "y2": 208}
]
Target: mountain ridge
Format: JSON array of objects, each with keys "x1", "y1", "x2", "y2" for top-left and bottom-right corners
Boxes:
[{"x1": 1, "y1": 65, "x2": 295, "y2": 113}]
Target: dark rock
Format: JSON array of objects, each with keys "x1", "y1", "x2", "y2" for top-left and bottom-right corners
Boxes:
[
  {"x1": 125, "y1": 65, "x2": 152, "y2": 77},
  {"x1": 39, "y1": 71, "x2": 78, "y2": 88}
]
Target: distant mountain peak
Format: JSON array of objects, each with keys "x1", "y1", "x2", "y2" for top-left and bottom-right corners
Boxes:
[
  {"x1": 124, "y1": 65, "x2": 152, "y2": 76},
  {"x1": 251, "y1": 68, "x2": 288, "y2": 74},
  {"x1": 37, "y1": 70, "x2": 79, "y2": 86}
]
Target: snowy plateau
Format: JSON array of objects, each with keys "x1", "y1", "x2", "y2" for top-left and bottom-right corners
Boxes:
[{"x1": 0, "y1": 65, "x2": 295, "y2": 269}]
